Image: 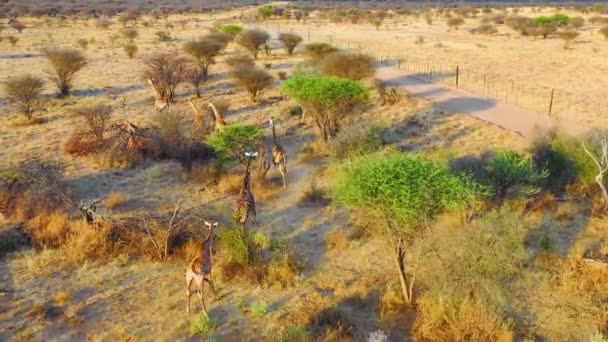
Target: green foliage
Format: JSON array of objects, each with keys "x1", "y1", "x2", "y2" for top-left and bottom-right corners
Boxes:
[
  {"x1": 220, "y1": 24, "x2": 243, "y2": 36},
  {"x1": 216, "y1": 226, "x2": 254, "y2": 265},
  {"x1": 258, "y1": 5, "x2": 274, "y2": 20},
  {"x1": 190, "y1": 314, "x2": 216, "y2": 335},
  {"x1": 282, "y1": 75, "x2": 370, "y2": 141},
  {"x1": 206, "y1": 124, "x2": 263, "y2": 163},
  {"x1": 328, "y1": 123, "x2": 384, "y2": 159},
  {"x1": 534, "y1": 13, "x2": 571, "y2": 26},
  {"x1": 282, "y1": 75, "x2": 369, "y2": 108},
  {"x1": 279, "y1": 325, "x2": 310, "y2": 342},
  {"x1": 249, "y1": 300, "x2": 268, "y2": 318},
  {"x1": 485, "y1": 150, "x2": 548, "y2": 201},
  {"x1": 539, "y1": 232, "x2": 557, "y2": 252},
  {"x1": 332, "y1": 153, "x2": 476, "y2": 234}
]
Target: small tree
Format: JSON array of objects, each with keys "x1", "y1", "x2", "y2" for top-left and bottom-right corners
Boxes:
[
  {"x1": 72, "y1": 104, "x2": 112, "y2": 142},
  {"x1": 229, "y1": 65, "x2": 274, "y2": 103},
  {"x1": 582, "y1": 132, "x2": 608, "y2": 211},
  {"x1": 320, "y1": 52, "x2": 375, "y2": 81},
  {"x1": 207, "y1": 124, "x2": 263, "y2": 163},
  {"x1": 558, "y1": 30, "x2": 580, "y2": 49},
  {"x1": 225, "y1": 54, "x2": 255, "y2": 68},
  {"x1": 220, "y1": 24, "x2": 243, "y2": 37},
  {"x1": 447, "y1": 17, "x2": 465, "y2": 30},
  {"x1": 3, "y1": 75, "x2": 45, "y2": 119},
  {"x1": 183, "y1": 38, "x2": 226, "y2": 97},
  {"x1": 143, "y1": 52, "x2": 190, "y2": 108},
  {"x1": 303, "y1": 42, "x2": 338, "y2": 62},
  {"x1": 332, "y1": 153, "x2": 476, "y2": 302},
  {"x1": 484, "y1": 150, "x2": 547, "y2": 203},
  {"x1": 257, "y1": 5, "x2": 274, "y2": 21},
  {"x1": 43, "y1": 48, "x2": 87, "y2": 97},
  {"x1": 10, "y1": 20, "x2": 25, "y2": 33},
  {"x1": 235, "y1": 29, "x2": 269, "y2": 59},
  {"x1": 124, "y1": 43, "x2": 138, "y2": 58},
  {"x1": 282, "y1": 75, "x2": 369, "y2": 142},
  {"x1": 278, "y1": 33, "x2": 303, "y2": 56}
]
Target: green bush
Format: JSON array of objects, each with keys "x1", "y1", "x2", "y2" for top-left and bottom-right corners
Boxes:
[
  {"x1": 220, "y1": 24, "x2": 243, "y2": 37},
  {"x1": 332, "y1": 153, "x2": 476, "y2": 232},
  {"x1": 249, "y1": 300, "x2": 268, "y2": 318},
  {"x1": 190, "y1": 314, "x2": 216, "y2": 335},
  {"x1": 484, "y1": 150, "x2": 548, "y2": 202},
  {"x1": 258, "y1": 5, "x2": 274, "y2": 20},
  {"x1": 207, "y1": 124, "x2": 263, "y2": 163},
  {"x1": 282, "y1": 75, "x2": 369, "y2": 141},
  {"x1": 216, "y1": 226, "x2": 254, "y2": 265},
  {"x1": 534, "y1": 13, "x2": 571, "y2": 26}
]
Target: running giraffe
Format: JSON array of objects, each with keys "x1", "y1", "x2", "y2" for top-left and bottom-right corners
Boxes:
[
  {"x1": 269, "y1": 116, "x2": 287, "y2": 188},
  {"x1": 234, "y1": 152, "x2": 257, "y2": 226}
]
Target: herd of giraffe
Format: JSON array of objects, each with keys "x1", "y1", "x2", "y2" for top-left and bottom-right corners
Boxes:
[{"x1": 185, "y1": 101, "x2": 288, "y2": 315}]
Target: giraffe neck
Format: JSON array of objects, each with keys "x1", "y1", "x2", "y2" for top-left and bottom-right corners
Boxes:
[{"x1": 271, "y1": 122, "x2": 277, "y2": 144}]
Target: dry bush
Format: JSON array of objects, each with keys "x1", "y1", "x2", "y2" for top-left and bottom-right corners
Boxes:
[
  {"x1": 95, "y1": 18, "x2": 112, "y2": 29},
  {"x1": 447, "y1": 17, "x2": 465, "y2": 30},
  {"x1": 278, "y1": 32, "x2": 303, "y2": 55},
  {"x1": 224, "y1": 54, "x2": 255, "y2": 68},
  {"x1": 10, "y1": 20, "x2": 25, "y2": 33},
  {"x1": 325, "y1": 228, "x2": 350, "y2": 251},
  {"x1": 43, "y1": 48, "x2": 87, "y2": 96},
  {"x1": 569, "y1": 16, "x2": 585, "y2": 29},
  {"x1": 143, "y1": 52, "x2": 190, "y2": 106},
  {"x1": 76, "y1": 38, "x2": 89, "y2": 49},
  {"x1": 303, "y1": 42, "x2": 338, "y2": 62},
  {"x1": 235, "y1": 28, "x2": 270, "y2": 59},
  {"x1": 120, "y1": 27, "x2": 138, "y2": 42},
  {"x1": 183, "y1": 38, "x2": 226, "y2": 97},
  {"x1": 320, "y1": 52, "x2": 374, "y2": 81},
  {"x1": 155, "y1": 31, "x2": 172, "y2": 42},
  {"x1": 558, "y1": 30, "x2": 580, "y2": 49},
  {"x1": 7, "y1": 36, "x2": 18, "y2": 47},
  {"x1": 470, "y1": 23, "x2": 498, "y2": 35},
  {"x1": 3, "y1": 75, "x2": 44, "y2": 120},
  {"x1": 229, "y1": 65, "x2": 274, "y2": 102},
  {"x1": 104, "y1": 192, "x2": 126, "y2": 210},
  {"x1": 64, "y1": 104, "x2": 112, "y2": 156},
  {"x1": 123, "y1": 43, "x2": 138, "y2": 58},
  {"x1": 0, "y1": 157, "x2": 65, "y2": 221},
  {"x1": 505, "y1": 15, "x2": 533, "y2": 33},
  {"x1": 599, "y1": 26, "x2": 608, "y2": 40},
  {"x1": 415, "y1": 35, "x2": 425, "y2": 44},
  {"x1": 299, "y1": 181, "x2": 330, "y2": 206},
  {"x1": 206, "y1": 31, "x2": 233, "y2": 45},
  {"x1": 589, "y1": 16, "x2": 608, "y2": 25}
]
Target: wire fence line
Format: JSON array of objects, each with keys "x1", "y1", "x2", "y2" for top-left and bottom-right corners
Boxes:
[{"x1": 265, "y1": 22, "x2": 605, "y2": 126}]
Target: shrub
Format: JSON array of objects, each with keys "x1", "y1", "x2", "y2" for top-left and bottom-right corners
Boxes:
[
  {"x1": 282, "y1": 75, "x2": 369, "y2": 141},
  {"x1": 123, "y1": 43, "x2": 138, "y2": 58},
  {"x1": 600, "y1": 26, "x2": 608, "y2": 39},
  {"x1": 590, "y1": 16, "x2": 608, "y2": 25},
  {"x1": 43, "y1": 48, "x2": 87, "y2": 96},
  {"x1": 0, "y1": 156, "x2": 65, "y2": 220},
  {"x1": 72, "y1": 104, "x2": 112, "y2": 141},
  {"x1": 207, "y1": 124, "x2": 263, "y2": 163},
  {"x1": 484, "y1": 150, "x2": 548, "y2": 202},
  {"x1": 235, "y1": 29, "x2": 269, "y2": 59},
  {"x1": 95, "y1": 19, "x2": 112, "y2": 29},
  {"x1": 10, "y1": 20, "x2": 25, "y2": 33},
  {"x1": 570, "y1": 16, "x2": 585, "y2": 29},
  {"x1": 535, "y1": 13, "x2": 571, "y2": 26},
  {"x1": 229, "y1": 65, "x2": 274, "y2": 102},
  {"x1": 3, "y1": 75, "x2": 45, "y2": 119},
  {"x1": 332, "y1": 153, "x2": 476, "y2": 302},
  {"x1": 120, "y1": 27, "x2": 138, "y2": 42},
  {"x1": 535, "y1": 23, "x2": 558, "y2": 38},
  {"x1": 220, "y1": 24, "x2": 243, "y2": 37},
  {"x1": 258, "y1": 5, "x2": 274, "y2": 20},
  {"x1": 303, "y1": 42, "x2": 338, "y2": 62},
  {"x1": 155, "y1": 31, "x2": 172, "y2": 42},
  {"x1": 328, "y1": 122, "x2": 383, "y2": 159},
  {"x1": 205, "y1": 31, "x2": 233, "y2": 46},
  {"x1": 447, "y1": 17, "x2": 465, "y2": 30},
  {"x1": 76, "y1": 38, "x2": 89, "y2": 49},
  {"x1": 470, "y1": 23, "x2": 498, "y2": 35},
  {"x1": 142, "y1": 52, "x2": 190, "y2": 105},
  {"x1": 320, "y1": 52, "x2": 374, "y2": 81},
  {"x1": 249, "y1": 301, "x2": 268, "y2": 318},
  {"x1": 190, "y1": 314, "x2": 216, "y2": 335},
  {"x1": 278, "y1": 33, "x2": 303, "y2": 56},
  {"x1": 558, "y1": 29, "x2": 580, "y2": 49},
  {"x1": 224, "y1": 54, "x2": 254, "y2": 68}
]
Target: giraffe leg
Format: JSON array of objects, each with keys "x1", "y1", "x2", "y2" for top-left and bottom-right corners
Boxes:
[
  {"x1": 199, "y1": 287, "x2": 209, "y2": 317},
  {"x1": 205, "y1": 278, "x2": 219, "y2": 301},
  {"x1": 186, "y1": 278, "x2": 193, "y2": 313}
]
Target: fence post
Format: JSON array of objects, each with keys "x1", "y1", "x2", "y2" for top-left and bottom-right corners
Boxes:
[
  {"x1": 456, "y1": 65, "x2": 459, "y2": 88},
  {"x1": 548, "y1": 88, "x2": 555, "y2": 116}
]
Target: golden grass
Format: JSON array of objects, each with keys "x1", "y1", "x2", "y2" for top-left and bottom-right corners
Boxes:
[
  {"x1": 324, "y1": 229, "x2": 350, "y2": 252},
  {"x1": 104, "y1": 192, "x2": 127, "y2": 210}
]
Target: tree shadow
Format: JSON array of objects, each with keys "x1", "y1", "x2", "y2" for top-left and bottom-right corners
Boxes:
[
  {"x1": 71, "y1": 84, "x2": 145, "y2": 98},
  {"x1": 0, "y1": 53, "x2": 43, "y2": 60}
]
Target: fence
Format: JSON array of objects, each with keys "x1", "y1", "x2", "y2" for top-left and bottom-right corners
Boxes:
[{"x1": 264, "y1": 22, "x2": 606, "y2": 125}]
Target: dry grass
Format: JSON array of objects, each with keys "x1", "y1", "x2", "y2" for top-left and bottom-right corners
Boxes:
[
  {"x1": 324, "y1": 229, "x2": 350, "y2": 251},
  {"x1": 104, "y1": 192, "x2": 127, "y2": 210}
]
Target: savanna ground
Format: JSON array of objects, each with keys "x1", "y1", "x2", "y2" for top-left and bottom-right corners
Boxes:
[{"x1": 1, "y1": 2, "x2": 608, "y2": 341}]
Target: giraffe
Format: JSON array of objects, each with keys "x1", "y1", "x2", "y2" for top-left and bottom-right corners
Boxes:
[
  {"x1": 186, "y1": 220, "x2": 219, "y2": 315},
  {"x1": 269, "y1": 117, "x2": 287, "y2": 188},
  {"x1": 234, "y1": 152, "x2": 257, "y2": 226},
  {"x1": 188, "y1": 100, "x2": 205, "y2": 130},
  {"x1": 208, "y1": 102, "x2": 227, "y2": 132}
]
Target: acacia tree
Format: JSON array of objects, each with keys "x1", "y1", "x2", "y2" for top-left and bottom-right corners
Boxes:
[
  {"x1": 229, "y1": 65, "x2": 274, "y2": 103},
  {"x1": 143, "y1": 52, "x2": 190, "y2": 108},
  {"x1": 278, "y1": 33, "x2": 303, "y2": 55},
  {"x1": 235, "y1": 29, "x2": 269, "y2": 59},
  {"x1": 3, "y1": 75, "x2": 45, "y2": 119},
  {"x1": 43, "y1": 48, "x2": 87, "y2": 96},
  {"x1": 332, "y1": 153, "x2": 476, "y2": 303},
  {"x1": 182, "y1": 38, "x2": 226, "y2": 97},
  {"x1": 320, "y1": 52, "x2": 375, "y2": 81},
  {"x1": 207, "y1": 124, "x2": 263, "y2": 164},
  {"x1": 283, "y1": 75, "x2": 369, "y2": 142}
]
